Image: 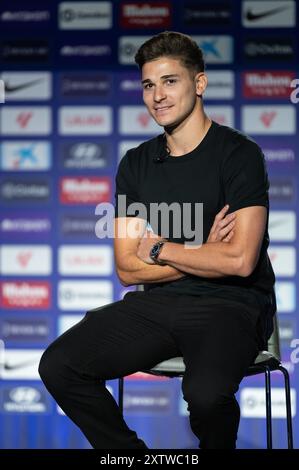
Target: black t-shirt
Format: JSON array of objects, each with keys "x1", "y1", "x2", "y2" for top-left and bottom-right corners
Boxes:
[{"x1": 114, "y1": 121, "x2": 275, "y2": 317}]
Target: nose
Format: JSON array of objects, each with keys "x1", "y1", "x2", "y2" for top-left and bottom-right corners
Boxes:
[{"x1": 153, "y1": 84, "x2": 166, "y2": 102}]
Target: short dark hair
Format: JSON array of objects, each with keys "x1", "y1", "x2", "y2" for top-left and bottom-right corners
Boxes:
[{"x1": 135, "y1": 31, "x2": 205, "y2": 74}]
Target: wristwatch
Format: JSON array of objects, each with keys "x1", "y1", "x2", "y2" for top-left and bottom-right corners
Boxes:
[{"x1": 149, "y1": 241, "x2": 166, "y2": 265}]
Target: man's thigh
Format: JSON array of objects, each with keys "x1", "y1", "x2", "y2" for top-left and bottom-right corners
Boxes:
[
  {"x1": 50, "y1": 291, "x2": 181, "y2": 380},
  {"x1": 173, "y1": 297, "x2": 260, "y2": 392}
]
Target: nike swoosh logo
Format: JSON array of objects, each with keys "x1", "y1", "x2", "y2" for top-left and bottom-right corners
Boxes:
[
  {"x1": 1, "y1": 360, "x2": 37, "y2": 371},
  {"x1": 246, "y1": 6, "x2": 289, "y2": 22},
  {"x1": 4, "y1": 78, "x2": 44, "y2": 94}
]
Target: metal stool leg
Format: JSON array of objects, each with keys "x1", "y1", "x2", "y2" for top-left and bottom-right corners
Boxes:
[
  {"x1": 278, "y1": 366, "x2": 293, "y2": 449},
  {"x1": 264, "y1": 366, "x2": 272, "y2": 449}
]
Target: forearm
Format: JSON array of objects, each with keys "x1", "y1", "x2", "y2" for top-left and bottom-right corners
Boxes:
[
  {"x1": 159, "y1": 241, "x2": 243, "y2": 278},
  {"x1": 116, "y1": 254, "x2": 185, "y2": 286}
]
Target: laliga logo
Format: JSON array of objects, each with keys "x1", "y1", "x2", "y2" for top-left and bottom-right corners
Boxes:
[{"x1": 290, "y1": 79, "x2": 299, "y2": 104}]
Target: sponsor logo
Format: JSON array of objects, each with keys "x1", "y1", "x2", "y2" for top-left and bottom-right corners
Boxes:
[
  {"x1": 0, "y1": 72, "x2": 51, "y2": 100},
  {"x1": 184, "y1": 2, "x2": 232, "y2": 26},
  {"x1": 58, "y1": 280, "x2": 113, "y2": 310},
  {"x1": 1, "y1": 11, "x2": 50, "y2": 23},
  {"x1": 1, "y1": 141, "x2": 51, "y2": 171},
  {"x1": 60, "y1": 214, "x2": 97, "y2": 238},
  {"x1": 1, "y1": 281, "x2": 50, "y2": 309},
  {"x1": 269, "y1": 211, "x2": 296, "y2": 241},
  {"x1": 242, "y1": 1, "x2": 296, "y2": 28},
  {"x1": 0, "y1": 179, "x2": 50, "y2": 202},
  {"x1": 241, "y1": 106, "x2": 296, "y2": 134},
  {"x1": 59, "y1": 2, "x2": 112, "y2": 30},
  {"x1": 60, "y1": 44, "x2": 111, "y2": 58},
  {"x1": 1, "y1": 40, "x2": 49, "y2": 63},
  {"x1": 243, "y1": 37, "x2": 295, "y2": 61},
  {"x1": 268, "y1": 246, "x2": 296, "y2": 277},
  {"x1": 58, "y1": 315, "x2": 84, "y2": 336},
  {"x1": 240, "y1": 387, "x2": 296, "y2": 418},
  {"x1": 0, "y1": 107, "x2": 51, "y2": 135},
  {"x1": 119, "y1": 106, "x2": 161, "y2": 134},
  {"x1": 124, "y1": 389, "x2": 170, "y2": 413},
  {"x1": 60, "y1": 73, "x2": 111, "y2": 97},
  {"x1": 0, "y1": 317, "x2": 50, "y2": 342},
  {"x1": 60, "y1": 177, "x2": 111, "y2": 204},
  {"x1": 1, "y1": 386, "x2": 49, "y2": 413},
  {"x1": 205, "y1": 105, "x2": 234, "y2": 127},
  {"x1": 59, "y1": 106, "x2": 112, "y2": 135},
  {"x1": 204, "y1": 71, "x2": 234, "y2": 99},
  {"x1": 262, "y1": 146, "x2": 295, "y2": 164},
  {"x1": 0, "y1": 349, "x2": 43, "y2": 380},
  {"x1": 275, "y1": 282, "x2": 296, "y2": 313},
  {"x1": 269, "y1": 179, "x2": 295, "y2": 202},
  {"x1": 242, "y1": 71, "x2": 295, "y2": 99},
  {"x1": 119, "y1": 73, "x2": 142, "y2": 96},
  {"x1": 120, "y1": 2, "x2": 171, "y2": 28},
  {"x1": 0, "y1": 245, "x2": 52, "y2": 276},
  {"x1": 0, "y1": 214, "x2": 51, "y2": 237},
  {"x1": 193, "y1": 35, "x2": 233, "y2": 64},
  {"x1": 119, "y1": 36, "x2": 151, "y2": 64},
  {"x1": 60, "y1": 142, "x2": 109, "y2": 169},
  {"x1": 58, "y1": 245, "x2": 113, "y2": 276}
]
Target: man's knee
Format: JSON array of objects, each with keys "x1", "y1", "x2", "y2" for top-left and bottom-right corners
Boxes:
[
  {"x1": 38, "y1": 342, "x2": 70, "y2": 395},
  {"x1": 183, "y1": 381, "x2": 235, "y2": 418}
]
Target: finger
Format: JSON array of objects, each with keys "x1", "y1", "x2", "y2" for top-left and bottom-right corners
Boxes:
[
  {"x1": 214, "y1": 204, "x2": 230, "y2": 222},
  {"x1": 219, "y1": 220, "x2": 235, "y2": 237},
  {"x1": 223, "y1": 230, "x2": 234, "y2": 242}
]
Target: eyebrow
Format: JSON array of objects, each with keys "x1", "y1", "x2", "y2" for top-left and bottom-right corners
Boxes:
[{"x1": 141, "y1": 74, "x2": 180, "y2": 85}]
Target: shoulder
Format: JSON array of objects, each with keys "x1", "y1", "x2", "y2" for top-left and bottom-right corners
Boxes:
[{"x1": 214, "y1": 122, "x2": 263, "y2": 161}]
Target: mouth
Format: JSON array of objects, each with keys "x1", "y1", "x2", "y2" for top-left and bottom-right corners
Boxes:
[{"x1": 154, "y1": 105, "x2": 173, "y2": 115}]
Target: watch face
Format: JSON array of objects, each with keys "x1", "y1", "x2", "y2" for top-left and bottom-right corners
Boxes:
[{"x1": 150, "y1": 244, "x2": 159, "y2": 257}]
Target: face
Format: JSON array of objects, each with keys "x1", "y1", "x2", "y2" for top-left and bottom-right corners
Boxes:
[{"x1": 141, "y1": 57, "x2": 206, "y2": 129}]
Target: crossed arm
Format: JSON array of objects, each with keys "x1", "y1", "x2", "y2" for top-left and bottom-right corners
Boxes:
[{"x1": 114, "y1": 205, "x2": 266, "y2": 286}]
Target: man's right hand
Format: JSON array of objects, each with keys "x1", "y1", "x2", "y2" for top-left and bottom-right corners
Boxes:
[{"x1": 207, "y1": 205, "x2": 236, "y2": 243}]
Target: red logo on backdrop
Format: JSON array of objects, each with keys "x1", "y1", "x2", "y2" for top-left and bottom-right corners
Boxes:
[
  {"x1": 243, "y1": 71, "x2": 296, "y2": 98},
  {"x1": 137, "y1": 112, "x2": 151, "y2": 127},
  {"x1": 120, "y1": 2, "x2": 171, "y2": 28},
  {"x1": 60, "y1": 177, "x2": 111, "y2": 204},
  {"x1": 260, "y1": 111, "x2": 277, "y2": 128},
  {"x1": 1, "y1": 281, "x2": 50, "y2": 309},
  {"x1": 16, "y1": 112, "x2": 33, "y2": 128},
  {"x1": 17, "y1": 251, "x2": 32, "y2": 267}
]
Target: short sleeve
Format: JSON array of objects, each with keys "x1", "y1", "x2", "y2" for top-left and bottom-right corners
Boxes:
[
  {"x1": 222, "y1": 141, "x2": 269, "y2": 213},
  {"x1": 114, "y1": 152, "x2": 139, "y2": 218}
]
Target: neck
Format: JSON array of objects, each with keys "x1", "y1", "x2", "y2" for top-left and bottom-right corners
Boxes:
[{"x1": 165, "y1": 110, "x2": 212, "y2": 157}]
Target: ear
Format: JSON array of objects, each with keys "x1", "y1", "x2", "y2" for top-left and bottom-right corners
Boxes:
[{"x1": 195, "y1": 73, "x2": 208, "y2": 97}]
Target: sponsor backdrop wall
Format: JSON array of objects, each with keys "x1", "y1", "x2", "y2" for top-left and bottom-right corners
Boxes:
[{"x1": 0, "y1": 0, "x2": 298, "y2": 449}]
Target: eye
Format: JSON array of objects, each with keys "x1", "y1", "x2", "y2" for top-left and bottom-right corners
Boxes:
[
  {"x1": 143, "y1": 83, "x2": 154, "y2": 90},
  {"x1": 165, "y1": 79, "x2": 177, "y2": 85}
]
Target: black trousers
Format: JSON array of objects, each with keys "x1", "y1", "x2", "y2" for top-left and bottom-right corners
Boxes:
[{"x1": 39, "y1": 290, "x2": 260, "y2": 449}]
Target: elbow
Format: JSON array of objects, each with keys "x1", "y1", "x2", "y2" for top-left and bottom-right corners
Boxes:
[
  {"x1": 116, "y1": 267, "x2": 133, "y2": 287},
  {"x1": 234, "y1": 256, "x2": 256, "y2": 278}
]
